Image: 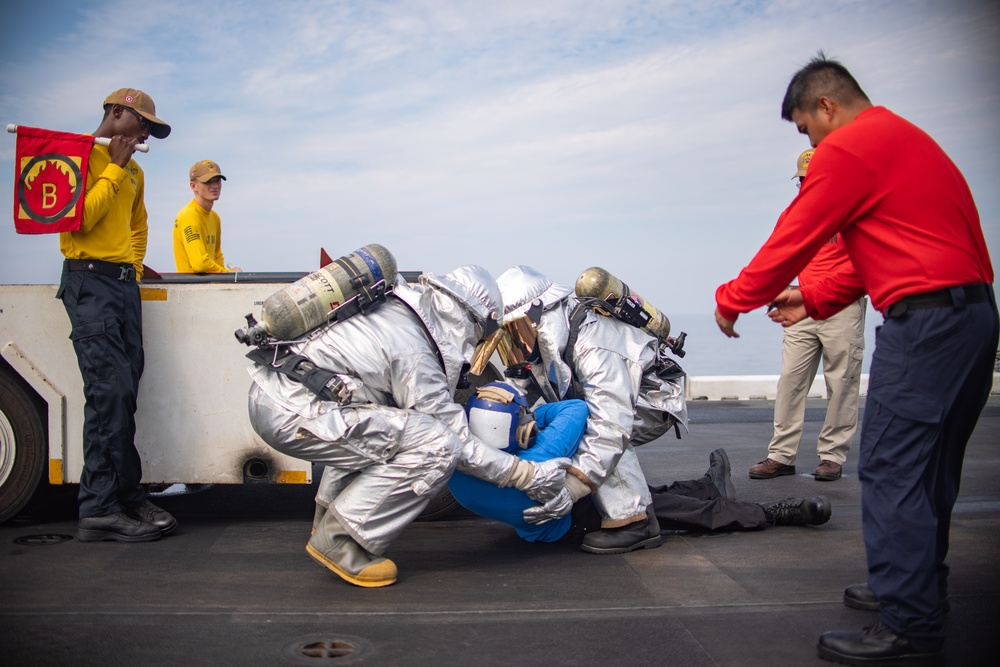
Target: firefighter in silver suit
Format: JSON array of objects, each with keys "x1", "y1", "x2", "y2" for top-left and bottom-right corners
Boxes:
[
  {"x1": 247, "y1": 265, "x2": 570, "y2": 587},
  {"x1": 494, "y1": 265, "x2": 688, "y2": 554}
]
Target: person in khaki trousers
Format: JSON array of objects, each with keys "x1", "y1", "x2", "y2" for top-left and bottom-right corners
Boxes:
[{"x1": 749, "y1": 149, "x2": 866, "y2": 482}]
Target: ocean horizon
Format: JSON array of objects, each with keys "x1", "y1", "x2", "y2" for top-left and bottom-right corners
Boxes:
[{"x1": 668, "y1": 308, "x2": 880, "y2": 378}]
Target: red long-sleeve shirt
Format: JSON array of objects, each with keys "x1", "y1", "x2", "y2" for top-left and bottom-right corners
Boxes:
[
  {"x1": 798, "y1": 234, "x2": 852, "y2": 290},
  {"x1": 716, "y1": 106, "x2": 993, "y2": 321}
]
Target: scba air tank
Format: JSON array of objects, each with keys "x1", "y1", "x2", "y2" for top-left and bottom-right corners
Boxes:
[
  {"x1": 260, "y1": 244, "x2": 397, "y2": 340},
  {"x1": 575, "y1": 267, "x2": 671, "y2": 340}
]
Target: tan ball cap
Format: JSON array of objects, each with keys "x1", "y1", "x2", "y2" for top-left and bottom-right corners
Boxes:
[
  {"x1": 103, "y1": 88, "x2": 171, "y2": 139},
  {"x1": 189, "y1": 160, "x2": 226, "y2": 183},
  {"x1": 793, "y1": 149, "x2": 814, "y2": 179}
]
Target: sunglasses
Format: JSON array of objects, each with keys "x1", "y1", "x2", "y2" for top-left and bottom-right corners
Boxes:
[{"x1": 121, "y1": 106, "x2": 151, "y2": 132}]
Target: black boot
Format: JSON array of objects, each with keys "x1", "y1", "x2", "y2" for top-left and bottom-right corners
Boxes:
[
  {"x1": 843, "y1": 584, "x2": 881, "y2": 611},
  {"x1": 580, "y1": 508, "x2": 662, "y2": 554},
  {"x1": 818, "y1": 621, "x2": 943, "y2": 665},
  {"x1": 844, "y1": 584, "x2": 951, "y2": 614},
  {"x1": 761, "y1": 496, "x2": 831, "y2": 526},
  {"x1": 705, "y1": 448, "x2": 736, "y2": 500},
  {"x1": 78, "y1": 512, "x2": 162, "y2": 543},
  {"x1": 128, "y1": 500, "x2": 178, "y2": 535}
]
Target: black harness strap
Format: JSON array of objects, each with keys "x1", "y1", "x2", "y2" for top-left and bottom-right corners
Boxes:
[
  {"x1": 247, "y1": 347, "x2": 350, "y2": 404},
  {"x1": 561, "y1": 298, "x2": 601, "y2": 399}
]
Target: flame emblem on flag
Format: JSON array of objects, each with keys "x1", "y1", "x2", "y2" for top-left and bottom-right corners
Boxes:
[{"x1": 17, "y1": 154, "x2": 84, "y2": 225}]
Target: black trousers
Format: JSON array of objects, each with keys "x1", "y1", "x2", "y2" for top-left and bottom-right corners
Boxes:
[
  {"x1": 649, "y1": 477, "x2": 767, "y2": 532},
  {"x1": 58, "y1": 266, "x2": 145, "y2": 518},
  {"x1": 565, "y1": 476, "x2": 768, "y2": 542}
]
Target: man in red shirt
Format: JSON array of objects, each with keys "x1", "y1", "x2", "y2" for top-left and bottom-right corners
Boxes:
[
  {"x1": 715, "y1": 54, "x2": 997, "y2": 664},
  {"x1": 749, "y1": 149, "x2": 866, "y2": 483}
]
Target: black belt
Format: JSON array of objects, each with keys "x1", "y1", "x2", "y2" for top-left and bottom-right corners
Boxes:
[
  {"x1": 886, "y1": 283, "x2": 991, "y2": 318},
  {"x1": 65, "y1": 259, "x2": 135, "y2": 282}
]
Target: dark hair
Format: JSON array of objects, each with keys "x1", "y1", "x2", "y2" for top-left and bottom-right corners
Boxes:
[{"x1": 781, "y1": 52, "x2": 870, "y2": 121}]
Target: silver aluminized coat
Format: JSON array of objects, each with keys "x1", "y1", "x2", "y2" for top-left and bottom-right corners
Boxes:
[
  {"x1": 544, "y1": 300, "x2": 688, "y2": 526},
  {"x1": 543, "y1": 300, "x2": 688, "y2": 481},
  {"x1": 247, "y1": 271, "x2": 518, "y2": 555},
  {"x1": 497, "y1": 265, "x2": 687, "y2": 526}
]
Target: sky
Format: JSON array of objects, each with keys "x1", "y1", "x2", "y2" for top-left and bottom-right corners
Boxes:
[{"x1": 1, "y1": 0, "x2": 998, "y2": 372}]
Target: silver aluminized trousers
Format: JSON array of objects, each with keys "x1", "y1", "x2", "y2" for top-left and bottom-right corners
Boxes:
[{"x1": 248, "y1": 383, "x2": 462, "y2": 555}]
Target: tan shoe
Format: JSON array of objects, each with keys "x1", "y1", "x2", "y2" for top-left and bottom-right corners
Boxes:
[
  {"x1": 749, "y1": 458, "x2": 796, "y2": 479},
  {"x1": 815, "y1": 460, "x2": 843, "y2": 481}
]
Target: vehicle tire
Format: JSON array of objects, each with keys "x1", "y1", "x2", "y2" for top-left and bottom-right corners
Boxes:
[
  {"x1": 415, "y1": 362, "x2": 506, "y2": 522},
  {"x1": 0, "y1": 367, "x2": 47, "y2": 523}
]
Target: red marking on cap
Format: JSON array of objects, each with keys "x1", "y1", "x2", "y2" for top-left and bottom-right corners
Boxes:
[{"x1": 125, "y1": 95, "x2": 134, "y2": 103}]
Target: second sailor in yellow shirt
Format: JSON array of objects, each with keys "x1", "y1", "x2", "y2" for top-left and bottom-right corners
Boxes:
[{"x1": 172, "y1": 160, "x2": 240, "y2": 273}]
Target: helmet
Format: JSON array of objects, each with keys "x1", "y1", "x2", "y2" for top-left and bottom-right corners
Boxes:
[
  {"x1": 496, "y1": 265, "x2": 573, "y2": 321},
  {"x1": 465, "y1": 382, "x2": 535, "y2": 453},
  {"x1": 425, "y1": 265, "x2": 504, "y2": 376},
  {"x1": 490, "y1": 266, "x2": 573, "y2": 369},
  {"x1": 793, "y1": 149, "x2": 814, "y2": 179},
  {"x1": 422, "y1": 264, "x2": 503, "y2": 328}
]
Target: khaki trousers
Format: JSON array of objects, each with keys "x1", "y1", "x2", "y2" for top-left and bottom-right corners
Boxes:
[{"x1": 767, "y1": 297, "x2": 866, "y2": 465}]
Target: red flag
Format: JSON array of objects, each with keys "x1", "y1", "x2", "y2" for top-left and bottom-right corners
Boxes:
[{"x1": 12, "y1": 126, "x2": 94, "y2": 234}]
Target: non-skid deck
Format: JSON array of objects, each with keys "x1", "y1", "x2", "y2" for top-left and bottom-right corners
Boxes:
[{"x1": 1, "y1": 398, "x2": 997, "y2": 666}]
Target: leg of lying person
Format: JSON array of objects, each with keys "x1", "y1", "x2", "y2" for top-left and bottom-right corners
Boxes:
[
  {"x1": 649, "y1": 484, "x2": 768, "y2": 532},
  {"x1": 651, "y1": 449, "x2": 828, "y2": 531}
]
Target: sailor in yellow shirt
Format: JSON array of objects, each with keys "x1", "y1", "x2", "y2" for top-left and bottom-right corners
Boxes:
[
  {"x1": 172, "y1": 160, "x2": 241, "y2": 273},
  {"x1": 58, "y1": 88, "x2": 177, "y2": 544}
]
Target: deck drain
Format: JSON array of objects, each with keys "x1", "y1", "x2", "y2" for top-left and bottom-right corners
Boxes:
[
  {"x1": 13, "y1": 534, "x2": 74, "y2": 546},
  {"x1": 283, "y1": 635, "x2": 372, "y2": 665}
]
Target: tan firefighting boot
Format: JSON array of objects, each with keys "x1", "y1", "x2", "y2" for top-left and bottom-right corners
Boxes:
[{"x1": 306, "y1": 510, "x2": 397, "y2": 588}]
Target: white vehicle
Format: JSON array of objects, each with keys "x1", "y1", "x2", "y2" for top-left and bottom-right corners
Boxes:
[{"x1": 0, "y1": 270, "x2": 492, "y2": 522}]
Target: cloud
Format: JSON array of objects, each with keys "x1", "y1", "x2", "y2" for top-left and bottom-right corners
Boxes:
[{"x1": 1, "y1": 0, "x2": 997, "y2": 322}]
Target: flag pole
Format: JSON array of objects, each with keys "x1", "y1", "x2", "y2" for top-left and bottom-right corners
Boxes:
[{"x1": 6, "y1": 124, "x2": 149, "y2": 153}]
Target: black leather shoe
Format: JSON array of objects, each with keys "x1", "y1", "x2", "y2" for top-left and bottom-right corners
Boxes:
[
  {"x1": 844, "y1": 584, "x2": 951, "y2": 615},
  {"x1": 78, "y1": 512, "x2": 162, "y2": 543},
  {"x1": 129, "y1": 500, "x2": 178, "y2": 535},
  {"x1": 580, "y1": 509, "x2": 662, "y2": 554},
  {"x1": 706, "y1": 448, "x2": 736, "y2": 500},
  {"x1": 761, "y1": 496, "x2": 831, "y2": 526},
  {"x1": 844, "y1": 584, "x2": 880, "y2": 611},
  {"x1": 818, "y1": 621, "x2": 943, "y2": 665}
]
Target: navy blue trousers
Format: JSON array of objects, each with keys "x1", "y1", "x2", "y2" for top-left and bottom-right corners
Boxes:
[
  {"x1": 58, "y1": 266, "x2": 146, "y2": 518},
  {"x1": 861, "y1": 285, "x2": 998, "y2": 649}
]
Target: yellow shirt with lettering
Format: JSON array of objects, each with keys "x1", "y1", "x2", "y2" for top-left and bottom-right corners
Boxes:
[{"x1": 59, "y1": 144, "x2": 148, "y2": 279}]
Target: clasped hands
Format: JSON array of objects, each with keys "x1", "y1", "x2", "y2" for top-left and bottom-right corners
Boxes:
[{"x1": 715, "y1": 288, "x2": 809, "y2": 338}]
